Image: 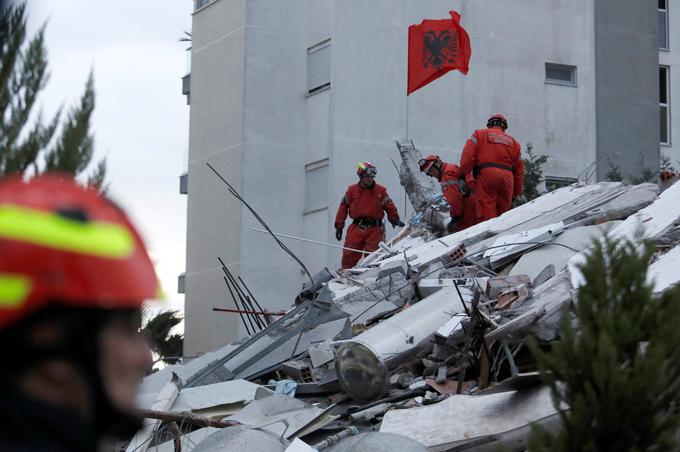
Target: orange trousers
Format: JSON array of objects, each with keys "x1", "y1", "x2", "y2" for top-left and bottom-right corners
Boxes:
[
  {"x1": 475, "y1": 168, "x2": 514, "y2": 222},
  {"x1": 341, "y1": 224, "x2": 384, "y2": 268}
]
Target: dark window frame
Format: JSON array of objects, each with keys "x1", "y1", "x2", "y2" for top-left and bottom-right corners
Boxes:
[{"x1": 545, "y1": 63, "x2": 577, "y2": 87}]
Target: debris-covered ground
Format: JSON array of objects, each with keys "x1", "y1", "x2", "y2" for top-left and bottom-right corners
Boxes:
[{"x1": 125, "y1": 141, "x2": 680, "y2": 452}]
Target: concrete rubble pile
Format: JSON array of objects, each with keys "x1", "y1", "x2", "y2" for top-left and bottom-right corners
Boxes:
[{"x1": 128, "y1": 141, "x2": 680, "y2": 451}]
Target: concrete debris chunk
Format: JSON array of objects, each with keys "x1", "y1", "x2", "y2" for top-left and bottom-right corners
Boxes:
[
  {"x1": 192, "y1": 425, "x2": 287, "y2": 452},
  {"x1": 334, "y1": 286, "x2": 472, "y2": 402},
  {"x1": 132, "y1": 152, "x2": 680, "y2": 451},
  {"x1": 380, "y1": 386, "x2": 559, "y2": 451}
]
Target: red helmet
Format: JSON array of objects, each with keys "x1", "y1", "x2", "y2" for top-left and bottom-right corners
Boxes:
[
  {"x1": 418, "y1": 154, "x2": 441, "y2": 174},
  {"x1": 0, "y1": 176, "x2": 159, "y2": 329},
  {"x1": 357, "y1": 161, "x2": 377, "y2": 177},
  {"x1": 487, "y1": 113, "x2": 508, "y2": 130}
]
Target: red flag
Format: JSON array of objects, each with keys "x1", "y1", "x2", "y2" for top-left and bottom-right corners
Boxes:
[{"x1": 407, "y1": 11, "x2": 471, "y2": 95}]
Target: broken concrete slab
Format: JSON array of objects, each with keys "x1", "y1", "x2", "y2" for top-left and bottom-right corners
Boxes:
[
  {"x1": 138, "y1": 379, "x2": 268, "y2": 414},
  {"x1": 380, "y1": 386, "x2": 559, "y2": 451},
  {"x1": 308, "y1": 340, "x2": 335, "y2": 368},
  {"x1": 192, "y1": 425, "x2": 287, "y2": 452},
  {"x1": 326, "y1": 432, "x2": 427, "y2": 452},
  {"x1": 648, "y1": 245, "x2": 680, "y2": 293},
  {"x1": 481, "y1": 222, "x2": 565, "y2": 269},
  {"x1": 509, "y1": 223, "x2": 618, "y2": 284},
  {"x1": 225, "y1": 393, "x2": 332, "y2": 440},
  {"x1": 127, "y1": 374, "x2": 181, "y2": 452},
  {"x1": 139, "y1": 341, "x2": 242, "y2": 395},
  {"x1": 569, "y1": 180, "x2": 680, "y2": 288},
  {"x1": 334, "y1": 286, "x2": 472, "y2": 402},
  {"x1": 376, "y1": 183, "x2": 631, "y2": 272},
  {"x1": 486, "y1": 271, "x2": 573, "y2": 343}
]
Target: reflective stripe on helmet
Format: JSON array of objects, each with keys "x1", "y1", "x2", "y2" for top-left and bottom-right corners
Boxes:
[
  {"x1": 0, "y1": 273, "x2": 32, "y2": 307},
  {"x1": 0, "y1": 204, "x2": 135, "y2": 259}
]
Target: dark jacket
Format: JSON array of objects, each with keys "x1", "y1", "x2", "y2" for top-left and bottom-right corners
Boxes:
[{"x1": 0, "y1": 394, "x2": 96, "y2": 452}]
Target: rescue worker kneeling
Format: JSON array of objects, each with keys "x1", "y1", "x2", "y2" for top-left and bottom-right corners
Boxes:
[
  {"x1": 335, "y1": 162, "x2": 404, "y2": 269},
  {"x1": 419, "y1": 154, "x2": 476, "y2": 233},
  {"x1": 460, "y1": 113, "x2": 524, "y2": 223}
]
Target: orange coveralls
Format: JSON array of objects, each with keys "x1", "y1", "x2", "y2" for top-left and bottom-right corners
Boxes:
[
  {"x1": 460, "y1": 128, "x2": 524, "y2": 223},
  {"x1": 439, "y1": 163, "x2": 476, "y2": 231},
  {"x1": 335, "y1": 183, "x2": 400, "y2": 268}
]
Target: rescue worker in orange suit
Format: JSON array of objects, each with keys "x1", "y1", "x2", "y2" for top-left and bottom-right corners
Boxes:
[
  {"x1": 460, "y1": 114, "x2": 524, "y2": 223},
  {"x1": 419, "y1": 154, "x2": 477, "y2": 233},
  {"x1": 0, "y1": 176, "x2": 159, "y2": 451},
  {"x1": 335, "y1": 162, "x2": 404, "y2": 268}
]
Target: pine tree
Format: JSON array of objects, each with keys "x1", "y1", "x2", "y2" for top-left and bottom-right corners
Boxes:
[
  {"x1": 604, "y1": 164, "x2": 623, "y2": 182},
  {"x1": 0, "y1": 3, "x2": 106, "y2": 187},
  {"x1": 514, "y1": 143, "x2": 548, "y2": 206},
  {"x1": 528, "y1": 235, "x2": 680, "y2": 451}
]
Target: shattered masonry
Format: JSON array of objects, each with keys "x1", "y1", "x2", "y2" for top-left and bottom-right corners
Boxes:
[{"x1": 129, "y1": 140, "x2": 680, "y2": 451}]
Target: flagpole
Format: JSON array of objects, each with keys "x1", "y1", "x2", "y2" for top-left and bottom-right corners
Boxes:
[{"x1": 406, "y1": 94, "x2": 410, "y2": 138}]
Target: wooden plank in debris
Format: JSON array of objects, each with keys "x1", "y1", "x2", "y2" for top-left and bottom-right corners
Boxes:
[{"x1": 476, "y1": 372, "x2": 542, "y2": 395}]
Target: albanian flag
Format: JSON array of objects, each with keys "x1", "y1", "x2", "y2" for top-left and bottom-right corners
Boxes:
[{"x1": 407, "y1": 11, "x2": 471, "y2": 95}]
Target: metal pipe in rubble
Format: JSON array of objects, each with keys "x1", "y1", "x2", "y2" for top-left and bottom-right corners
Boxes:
[
  {"x1": 249, "y1": 227, "x2": 367, "y2": 254},
  {"x1": 212, "y1": 307, "x2": 287, "y2": 316},
  {"x1": 313, "y1": 426, "x2": 360, "y2": 450},
  {"x1": 334, "y1": 285, "x2": 473, "y2": 402}
]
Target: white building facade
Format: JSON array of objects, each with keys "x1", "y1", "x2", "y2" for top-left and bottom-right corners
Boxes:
[{"x1": 182, "y1": 0, "x2": 670, "y2": 356}]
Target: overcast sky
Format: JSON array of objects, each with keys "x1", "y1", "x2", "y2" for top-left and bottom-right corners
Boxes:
[{"x1": 27, "y1": 1, "x2": 193, "y2": 317}]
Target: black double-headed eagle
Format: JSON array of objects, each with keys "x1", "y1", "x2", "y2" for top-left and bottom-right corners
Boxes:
[{"x1": 423, "y1": 30, "x2": 459, "y2": 69}]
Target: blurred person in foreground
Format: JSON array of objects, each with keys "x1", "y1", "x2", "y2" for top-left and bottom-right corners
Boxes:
[{"x1": 0, "y1": 176, "x2": 159, "y2": 451}]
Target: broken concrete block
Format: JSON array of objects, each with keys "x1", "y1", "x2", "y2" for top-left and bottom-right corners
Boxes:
[
  {"x1": 326, "y1": 432, "x2": 427, "y2": 452},
  {"x1": 334, "y1": 286, "x2": 472, "y2": 402},
  {"x1": 486, "y1": 274, "x2": 531, "y2": 299},
  {"x1": 380, "y1": 386, "x2": 559, "y2": 451},
  {"x1": 309, "y1": 341, "x2": 335, "y2": 368},
  {"x1": 192, "y1": 425, "x2": 286, "y2": 452},
  {"x1": 281, "y1": 360, "x2": 316, "y2": 383}
]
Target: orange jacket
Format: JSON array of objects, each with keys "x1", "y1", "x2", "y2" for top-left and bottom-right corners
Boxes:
[
  {"x1": 335, "y1": 183, "x2": 400, "y2": 229},
  {"x1": 439, "y1": 163, "x2": 464, "y2": 219},
  {"x1": 460, "y1": 128, "x2": 524, "y2": 198}
]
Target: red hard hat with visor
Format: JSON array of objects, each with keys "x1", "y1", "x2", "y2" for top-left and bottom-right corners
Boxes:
[{"x1": 0, "y1": 176, "x2": 159, "y2": 330}]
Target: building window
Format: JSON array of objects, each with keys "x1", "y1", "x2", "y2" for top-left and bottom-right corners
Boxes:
[
  {"x1": 178, "y1": 273, "x2": 186, "y2": 294},
  {"x1": 659, "y1": 0, "x2": 669, "y2": 50},
  {"x1": 182, "y1": 74, "x2": 190, "y2": 105},
  {"x1": 304, "y1": 159, "x2": 329, "y2": 213},
  {"x1": 545, "y1": 176, "x2": 577, "y2": 192},
  {"x1": 195, "y1": 0, "x2": 211, "y2": 10},
  {"x1": 307, "y1": 40, "x2": 331, "y2": 95},
  {"x1": 545, "y1": 63, "x2": 577, "y2": 87},
  {"x1": 179, "y1": 172, "x2": 188, "y2": 194},
  {"x1": 661, "y1": 66, "x2": 671, "y2": 145}
]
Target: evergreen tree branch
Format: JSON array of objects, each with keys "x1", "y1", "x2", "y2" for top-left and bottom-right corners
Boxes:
[{"x1": 44, "y1": 71, "x2": 95, "y2": 175}]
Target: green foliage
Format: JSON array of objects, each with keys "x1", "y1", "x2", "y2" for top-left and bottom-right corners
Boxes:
[
  {"x1": 604, "y1": 164, "x2": 623, "y2": 182},
  {"x1": 528, "y1": 236, "x2": 680, "y2": 451},
  {"x1": 0, "y1": 3, "x2": 106, "y2": 188},
  {"x1": 519, "y1": 143, "x2": 548, "y2": 203},
  {"x1": 629, "y1": 167, "x2": 657, "y2": 185},
  {"x1": 143, "y1": 310, "x2": 184, "y2": 365}
]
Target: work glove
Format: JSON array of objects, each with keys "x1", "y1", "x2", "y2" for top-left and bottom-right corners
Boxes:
[
  {"x1": 335, "y1": 228, "x2": 343, "y2": 241},
  {"x1": 390, "y1": 219, "x2": 406, "y2": 228},
  {"x1": 447, "y1": 218, "x2": 458, "y2": 234}
]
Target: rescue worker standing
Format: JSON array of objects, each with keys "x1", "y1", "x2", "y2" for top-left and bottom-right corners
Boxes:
[
  {"x1": 0, "y1": 176, "x2": 159, "y2": 451},
  {"x1": 460, "y1": 114, "x2": 524, "y2": 223},
  {"x1": 419, "y1": 154, "x2": 476, "y2": 233},
  {"x1": 335, "y1": 162, "x2": 404, "y2": 268}
]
